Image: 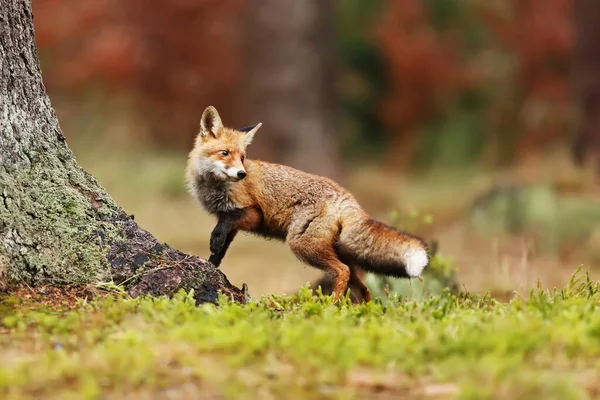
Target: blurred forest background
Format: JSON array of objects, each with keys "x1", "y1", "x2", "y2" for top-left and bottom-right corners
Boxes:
[{"x1": 32, "y1": 0, "x2": 600, "y2": 299}]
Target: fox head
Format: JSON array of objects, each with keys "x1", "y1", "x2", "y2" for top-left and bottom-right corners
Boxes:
[{"x1": 190, "y1": 106, "x2": 262, "y2": 182}]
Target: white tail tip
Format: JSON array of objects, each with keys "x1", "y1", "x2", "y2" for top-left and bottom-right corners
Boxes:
[{"x1": 404, "y1": 248, "x2": 428, "y2": 277}]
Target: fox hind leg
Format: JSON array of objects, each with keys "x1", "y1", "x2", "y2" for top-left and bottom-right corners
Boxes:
[
  {"x1": 287, "y1": 218, "x2": 351, "y2": 301},
  {"x1": 295, "y1": 246, "x2": 350, "y2": 301},
  {"x1": 349, "y1": 267, "x2": 372, "y2": 302},
  {"x1": 308, "y1": 255, "x2": 350, "y2": 300}
]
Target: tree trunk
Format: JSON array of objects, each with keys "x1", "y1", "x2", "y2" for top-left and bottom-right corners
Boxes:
[
  {"x1": 242, "y1": 0, "x2": 343, "y2": 182},
  {"x1": 573, "y1": 0, "x2": 600, "y2": 169},
  {"x1": 0, "y1": 0, "x2": 245, "y2": 304}
]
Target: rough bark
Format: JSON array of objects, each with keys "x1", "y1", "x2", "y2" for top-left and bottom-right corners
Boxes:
[
  {"x1": 573, "y1": 0, "x2": 600, "y2": 169},
  {"x1": 0, "y1": 0, "x2": 245, "y2": 304},
  {"x1": 243, "y1": 0, "x2": 343, "y2": 182}
]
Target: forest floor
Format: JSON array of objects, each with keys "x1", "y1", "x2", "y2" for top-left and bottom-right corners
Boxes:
[{"x1": 1, "y1": 269, "x2": 599, "y2": 399}]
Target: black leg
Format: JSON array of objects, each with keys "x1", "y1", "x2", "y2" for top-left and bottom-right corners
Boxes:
[
  {"x1": 208, "y1": 229, "x2": 238, "y2": 267},
  {"x1": 210, "y1": 218, "x2": 233, "y2": 255},
  {"x1": 208, "y1": 209, "x2": 246, "y2": 267}
]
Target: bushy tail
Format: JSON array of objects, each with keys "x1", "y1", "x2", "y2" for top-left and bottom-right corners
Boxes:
[{"x1": 336, "y1": 213, "x2": 429, "y2": 278}]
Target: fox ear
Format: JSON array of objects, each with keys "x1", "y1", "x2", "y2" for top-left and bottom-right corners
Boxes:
[
  {"x1": 240, "y1": 122, "x2": 262, "y2": 147},
  {"x1": 199, "y1": 106, "x2": 223, "y2": 138}
]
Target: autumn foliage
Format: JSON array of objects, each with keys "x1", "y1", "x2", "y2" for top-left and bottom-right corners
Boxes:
[
  {"x1": 33, "y1": 0, "x2": 244, "y2": 147},
  {"x1": 33, "y1": 0, "x2": 576, "y2": 165},
  {"x1": 373, "y1": 0, "x2": 574, "y2": 165},
  {"x1": 481, "y1": 0, "x2": 574, "y2": 160},
  {"x1": 373, "y1": 0, "x2": 483, "y2": 162}
]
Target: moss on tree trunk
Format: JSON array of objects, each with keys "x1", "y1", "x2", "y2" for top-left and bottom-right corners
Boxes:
[{"x1": 0, "y1": 0, "x2": 245, "y2": 304}]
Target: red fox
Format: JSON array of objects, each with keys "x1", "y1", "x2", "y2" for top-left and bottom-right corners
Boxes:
[{"x1": 185, "y1": 106, "x2": 429, "y2": 302}]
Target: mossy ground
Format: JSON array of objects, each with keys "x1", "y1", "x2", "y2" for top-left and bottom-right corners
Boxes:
[{"x1": 1, "y1": 267, "x2": 599, "y2": 400}]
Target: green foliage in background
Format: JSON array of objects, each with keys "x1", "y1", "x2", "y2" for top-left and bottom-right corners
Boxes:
[
  {"x1": 336, "y1": 0, "x2": 388, "y2": 160},
  {"x1": 1, "y1": 267, "x2": 599, "y2": 399},
  {"x1": 336, "y1": 0, "x2": 507, "y2": 170},
  {"x1": 364, "y1": 252, "x2": 460, "y2": 302},
  {"x1": 364, "y1": 207, "x2": 461, "y2": 301},
  {"x1": 415, "y1": 0, "x2": 492, "y2": 170},
  {"x1": 468, "y1": 184, "x2": 600, "y2": 257}
]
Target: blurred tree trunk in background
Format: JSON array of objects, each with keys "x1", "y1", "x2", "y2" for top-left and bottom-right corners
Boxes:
[
  {"x1": 243, "y1": 0, "x2": 343, "y2": 181},
  {"x1": 0, "y1": 0, "x2": 244, "y2": 303},
  {"x1": 573, "y1": 0, "x2": 600, "y2": 170}
]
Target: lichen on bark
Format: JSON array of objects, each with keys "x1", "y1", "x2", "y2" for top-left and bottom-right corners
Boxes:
[{"x1": 0, "y1": 155, "x2": 120, "y2": 286}]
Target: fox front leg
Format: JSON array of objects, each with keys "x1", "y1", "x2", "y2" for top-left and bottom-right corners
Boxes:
[
  {"x1": 208, "y1": 226, "x2": 238, "y2": 267},
  {"x1": 209, "y1": 218, "x2": 231, "y2": 256},
  {"x1": 207, "y1": 207, "x2": 263, "y2": 268},
  {"x1": 208, "y1": 211, "x2": 242, "y2": 267}
]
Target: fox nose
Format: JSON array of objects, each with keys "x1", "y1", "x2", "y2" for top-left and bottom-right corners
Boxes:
[{"x1": 237, "y1": 170, "x2": 247, "y2": 179}]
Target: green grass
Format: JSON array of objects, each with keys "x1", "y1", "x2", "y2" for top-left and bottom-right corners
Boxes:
[{"x1": 1, "y1": 267, "x2": 599, "y2": 399}]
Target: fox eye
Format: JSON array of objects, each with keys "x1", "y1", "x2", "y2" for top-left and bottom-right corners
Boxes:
[
  {"x1": 241, "y1": 155, "x2": 245, "y2": 162},
  {"x1": 220, "y1": 150, "x2": 229, "y2": 156}
]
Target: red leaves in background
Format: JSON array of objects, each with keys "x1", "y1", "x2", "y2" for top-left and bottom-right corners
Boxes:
[
  {"x1": 33, "y1": 0, "x2": 244, "y2": 146},
  {"x1": 33, "y1": 0, "x2": 576, "y2": 158},
  {"x1": 375, "y1": 0, "x2": 479, "y2": 134},
  {"x1": 374, "y1": 0, "x2": 574, "y2": 161}
]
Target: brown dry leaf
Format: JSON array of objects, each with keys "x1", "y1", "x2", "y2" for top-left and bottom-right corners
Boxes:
[{"x1": 345, "y1": 368, "x2": 410, "y2": 392}]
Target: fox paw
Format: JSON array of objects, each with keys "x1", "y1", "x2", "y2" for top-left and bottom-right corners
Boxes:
[
  {"x1": 208, "y1": 253, "x2": 222, "y2": 268},
  {"x1": 209, "y1": 234, "x2": 226, "y2": 254}
]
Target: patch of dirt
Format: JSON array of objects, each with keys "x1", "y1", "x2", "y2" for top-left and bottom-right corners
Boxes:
[{"x1": 0, "y1": 284, "x2": 104, "y2": 311}]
